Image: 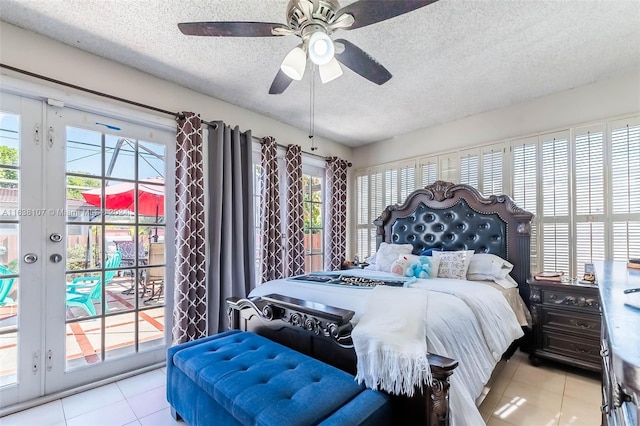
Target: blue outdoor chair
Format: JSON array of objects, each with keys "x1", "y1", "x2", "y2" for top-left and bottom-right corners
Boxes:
[
  {"x1": 0, "y1": 265, "x2": 16, "y2": 306},
  {"x1": 66, "y1": 251, "x2": 122, "y2": 316}
]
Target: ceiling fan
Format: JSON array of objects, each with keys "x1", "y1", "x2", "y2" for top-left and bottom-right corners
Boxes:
[{"x1": 178, "y1": 0, "x2": 439, "y2": 94}]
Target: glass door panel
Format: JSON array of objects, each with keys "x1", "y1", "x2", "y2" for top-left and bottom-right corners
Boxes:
[{"x1": 0, "y1": 93, "x2": 44, "y2": 407}]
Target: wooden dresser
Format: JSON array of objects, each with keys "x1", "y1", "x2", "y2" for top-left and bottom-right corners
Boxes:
[
  {"x1": 595, "y1": 261, "x2": 639, "y2": 426},
  {"x1": 528, "y1": 278, "x2": 601, "y2": 372}
]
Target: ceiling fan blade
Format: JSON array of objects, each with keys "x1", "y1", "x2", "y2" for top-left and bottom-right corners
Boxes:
[
  {"x1": 334, "y1": 39, "x2": 391, "y2": 85},
  {"x1": 269, "y1": 69, "x2": 294, "y2": 94},
  {"x1": 334, "y1": 0, "x2": 438, "y2": 30},
  {"x1": 178, "y1": 22, "x2": 290, "y2": 37}
]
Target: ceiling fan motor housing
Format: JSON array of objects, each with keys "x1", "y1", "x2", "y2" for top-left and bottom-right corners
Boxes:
[{"x1": 286, "y1": 0, "x2": 341, "y2": 31}]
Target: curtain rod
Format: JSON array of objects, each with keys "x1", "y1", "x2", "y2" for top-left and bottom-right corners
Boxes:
[
  {"x1": 250, "y1": 135, "x2": 352, "y2": 167},
  {"x1": 1, "y1": 63, "x2": 180, "y2": 118},
  {"x1": 2, "y1": 64, "x2": 352, "y2": 167}
]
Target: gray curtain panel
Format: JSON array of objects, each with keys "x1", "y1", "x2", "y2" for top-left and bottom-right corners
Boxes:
[
  {"x1": 260, "y1": 136, "x2": 285, "y2": 282},
  {"x1": 324, "y1": 156, "x2": 349, "y2": 271},
  {"x1": 285, "y1": 145, "x2": 305, "y2": 276},
  {"x1": 207, "y1": 122, "x2": 256, "y2": 334},
  {"x1": 172, "y1": 112, "x2": 207, "y2": 345}
]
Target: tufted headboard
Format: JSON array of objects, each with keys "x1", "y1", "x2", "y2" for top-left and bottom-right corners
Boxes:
[{"x1": 374, "y1": 181, "x2": 534, "y2": 304}]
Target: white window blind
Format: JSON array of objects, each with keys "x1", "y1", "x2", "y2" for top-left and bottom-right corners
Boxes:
[
  {"x1": 399, "y1": 161, "x2": 417, "y2": 200},
  {"x1": 610, "y1": 119, "x2": 640, "y2": 261},
  {"x1": 574, "y1": 126, "x2": 605, "y2": 274},
  {"x1": 482, "y1": 144, "x2": 504, "y2": 195},
  {"x1": 459, "y1": 149, "x2": 479, "y2": 189},
  {"x1": 439, "y1": 154, "x2": 458, "y2": 183},
  {"x1": 418, "y1": 156, "x2": 437, "y2": 187},
  {"x1": 541, "y1": 132, "x2": 570, "y2": 273},
  {"x1": 384, "y1": 168, "x2": 398, "y2": 205},
  {"x1": 611, "y1": 123, "x2": 640, "y2": 215},
  {"x1": 512, "y1": 137, "x2": 538, "y2": 271}
]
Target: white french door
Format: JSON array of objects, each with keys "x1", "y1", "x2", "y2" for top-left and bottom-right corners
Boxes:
[{"x1": 0, "y1": 91, "x2": 174, "y2": 407}]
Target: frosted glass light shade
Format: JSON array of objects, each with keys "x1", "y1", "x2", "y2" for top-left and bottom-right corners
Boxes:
[
  {"x1": 280, "y1": 46, "x2": 306, "y2": 80},
  {"x1": 319, "y1": 57, "x2": 343, "y2": 83},
  {"x1": 308, "y1": 32, "x2": 335, "y2": 65}
]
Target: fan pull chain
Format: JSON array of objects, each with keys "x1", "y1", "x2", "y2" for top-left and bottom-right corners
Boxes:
[{"x1": 309, "y1": 64, "x2": 317, "y2": 151}]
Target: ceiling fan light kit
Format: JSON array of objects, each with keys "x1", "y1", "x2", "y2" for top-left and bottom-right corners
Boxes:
[
  {"x1": 281, "y1": 45, "x2": 307, "y2": 80},
  {"x1": 178, "y1": 0, "x2": 438, "y2": 94},
  {"x1": 307, "y1": 31, "x2": 335, "y2": 65},
  {"x1": 319, "y1": 57, "x2": 343, "y2": 83}
]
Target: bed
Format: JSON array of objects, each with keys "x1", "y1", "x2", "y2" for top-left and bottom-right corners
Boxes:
[{"x1": 227, "y1": 181, "x2": 534, "y2": 426}]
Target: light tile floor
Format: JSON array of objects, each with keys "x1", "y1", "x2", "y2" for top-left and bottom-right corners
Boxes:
[
  {"x1": 1, "y1": 350, "x2": 601, "y2": 426},
  {"x1": 479, "y1": 350, "x2": 602, "y2": 426}
]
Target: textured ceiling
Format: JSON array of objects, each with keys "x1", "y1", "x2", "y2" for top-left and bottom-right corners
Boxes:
[{"x1": 1, "y1": 0, "x2": 639, "y2": 147}]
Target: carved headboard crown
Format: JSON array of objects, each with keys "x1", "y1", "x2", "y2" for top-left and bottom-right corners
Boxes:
[{"x1": 374, "y1": 181, "x2": 534, "y2": 303}]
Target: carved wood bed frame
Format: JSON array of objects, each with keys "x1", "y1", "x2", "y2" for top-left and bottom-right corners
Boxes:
[{"x1": 227, "y1": 181, "x2": 534, "y2": 426}]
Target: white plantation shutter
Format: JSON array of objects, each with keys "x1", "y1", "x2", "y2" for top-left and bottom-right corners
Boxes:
[
  {"x1": 540, "y1": 131, "x2": 570, "y2": 273},
  {"x1": 612, "y1": 221, "x2": 640, "y2": 261},
  {"x1": 384, "y1": 168, "x2": 399, "y2": 205},
  {"x1": 419, "y1": 156, "x2": 437, "y2": 187},
  {"x1": 611, "y1": 122, "x2": 640, "y2": 215},
  {"x1": 574, "y1": 126, "x2": 606, "y2": 274},
  {"x1": 512, "y1": 137, "x2": 538, "y2": 272},
  {"x1": 481, "y1": 144, "x2": 504, "y2": 195},
  {"x1": 610, "y1": 119, "x2": 640, "y2": 261},
  {"x1": 355, "y1": 171, "x2": 370, "y2": 258},
  {"x1": 399, "y1": 161, "x2": 417, "y2": 200},
  {"x1": 459, "y1": 148, "x2": 479, "y2": 189},
  {"x1": 439, "y1": 154, "x2": 458, "y2": 182}
]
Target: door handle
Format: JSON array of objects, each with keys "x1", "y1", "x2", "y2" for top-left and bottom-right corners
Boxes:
[{"x1": 24, "y1": 253, "x2": 38, "y2": 264}]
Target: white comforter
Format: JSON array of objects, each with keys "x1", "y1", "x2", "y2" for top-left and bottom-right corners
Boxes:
[{"x1": 249, "y1": 269, "x2": 525, "y2": 426}]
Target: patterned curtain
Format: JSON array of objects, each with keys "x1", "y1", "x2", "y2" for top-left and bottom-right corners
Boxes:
[
  {"x1": 284, "y1": 145, "x2": 305, "y2": 276},
  {"x1": 324, "y1": 156, "x2": 349, "y2": 271},
  {"x1": 172, "y1": 112, "x2": 207, "y2": 345},
  {"x1": 260, "y1": 136, "x2": 285, "y2": 282},
  {"x1": 207, "y1": 122, "x2": 256, "y2": 333}
]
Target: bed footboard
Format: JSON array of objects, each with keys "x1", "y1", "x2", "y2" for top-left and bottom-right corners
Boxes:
[{"x1": 227, "y1": 294, "x2": 458, "y2": 426}]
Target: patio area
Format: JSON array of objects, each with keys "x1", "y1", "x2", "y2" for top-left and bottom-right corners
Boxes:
[{"x1": 0, "y1": 275, "x2": 165, "y2": 386}]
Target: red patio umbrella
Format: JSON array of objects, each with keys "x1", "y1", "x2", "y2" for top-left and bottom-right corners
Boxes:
[
  {"x1": 82, "y1": 177, "x2": 165, "y2": 241},
  {"x1": 81, "y1": 177, "x2": 165, "y2": 217}
]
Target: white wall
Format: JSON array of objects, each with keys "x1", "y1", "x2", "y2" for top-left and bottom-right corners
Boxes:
[{"x1": 353, "y1": 71, "x2": 640, "y2": 169}]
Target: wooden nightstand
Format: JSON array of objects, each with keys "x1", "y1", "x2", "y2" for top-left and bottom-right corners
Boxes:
[{"x1": 528, "y1": 278, "x2": 601, "y2": 372}]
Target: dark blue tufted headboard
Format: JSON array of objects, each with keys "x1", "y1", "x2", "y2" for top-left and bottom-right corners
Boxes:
[
  {"x1": 374, "y1": 181, "x2": 534, "y2": 304},
  {"x1": 390, "y1": 199, "x2": 507, "y2": 259}
]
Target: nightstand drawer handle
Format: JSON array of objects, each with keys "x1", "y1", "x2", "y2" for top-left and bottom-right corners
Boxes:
[
  {"x1": 570, "y1": 343, "x2": 597, "y2": 355},
  {"x1": 569, "y1": 319, "x2": 596, "y2": 329},
  {"x1": 548, "y1": 294, "x2": 599, "y2": 308}
]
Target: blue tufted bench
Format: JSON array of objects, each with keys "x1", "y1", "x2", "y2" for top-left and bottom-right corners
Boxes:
[{"x1": 167, "y1": 330, "x2": 391, "y2": 426}]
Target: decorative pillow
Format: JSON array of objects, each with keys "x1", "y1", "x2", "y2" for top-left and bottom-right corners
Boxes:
[
  {"x1": 432, "y1": 250, "x2": 474, "y2": 279},
  {"x1": 427, "y1": 257, "x2": 440, "y2": 278},
  {"x1": 467, "y1": 253, "x2": 514, "y2": 281},
  {"x1": 372, "y1": 242, "x2": 414, "y2": 273}
]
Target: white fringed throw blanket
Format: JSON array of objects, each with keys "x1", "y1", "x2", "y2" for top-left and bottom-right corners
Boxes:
[{"x1": 352, "y1": 286, "x2": 431, "y2": 397}]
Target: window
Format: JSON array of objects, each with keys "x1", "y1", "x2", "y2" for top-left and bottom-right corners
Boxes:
[
  {"x1": 303, "y1": 171, "x2": 324, "y2": 273},
  {"x1": 354, "y1": 115, "x2": 640, "y2": 277}
]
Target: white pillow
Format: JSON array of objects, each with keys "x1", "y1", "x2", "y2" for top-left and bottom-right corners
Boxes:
[
  {"x1": 372, "y1": 242, "x2": 414, "y2": 273},
  {"x1": 493, "y1": 274, "x2": 519, "y2": 289},
  {"x1": 432, "y1": 250, "x2": 474, "y2": 279},
  {"x1": 467, "y1": 253, "x2": 514, "y2": 281}
]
